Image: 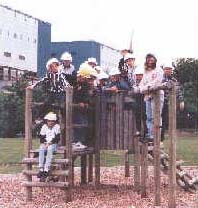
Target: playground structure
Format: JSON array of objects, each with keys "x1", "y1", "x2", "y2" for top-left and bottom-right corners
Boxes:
[{"x1": 22, "y1": 83, "x2": 198, "y2": 208}]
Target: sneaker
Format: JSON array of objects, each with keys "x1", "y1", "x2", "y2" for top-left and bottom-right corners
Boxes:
[
  {"x1": 72, "y1": 142, "x2": 87, "y2": 150},
  {"x1": 37, "y1": 170, "x2": 44, "y2": 178}
]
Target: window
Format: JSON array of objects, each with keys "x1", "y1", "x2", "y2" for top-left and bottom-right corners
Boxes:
[
  {"x1": 8, "y1": 31, "x2": 10, "y2": 37},
  {"x1": 0, "y1": 29, "x2": 2, "y2": 35},
  {"x1": 34, "y1": 38, "x2": 37, "y2": 44},
  {"x1": 20, "y1": 34, "x2": 23, "y2": 40},
  {"x1": 14, "y1": 33, "x2": 17, "y2": 39},
  {"x1": 4, "y1": 52, "x2": 11, "y2": 57},
  {"x1": 3, "y1": 68, "x2": 9, "y2": 81},
  {"x1": 0, "y1": 67, "x2": 3, "y2": 80},
  {"x1": 19, "y1": 55, "x2": 25, "y2": 60},
  {"x1": 28, "y1": 37, "x2": 30, "y2": 42}
]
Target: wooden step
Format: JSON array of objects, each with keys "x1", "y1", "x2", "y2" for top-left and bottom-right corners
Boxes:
[
  {"x1": 22, "y1": 181, "x2": 69, "y2": 188},
  {"x1": 23, "y1": 170, "x2": 69, "y2": 176},
  {"x1": 22, "y1": 158, "x2": 69, "y2": 164},
  {"x1": 30, "y1": 147, "x2": 94, "y2": 157}
]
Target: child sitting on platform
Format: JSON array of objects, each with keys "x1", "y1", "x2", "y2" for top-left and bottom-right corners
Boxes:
[{"x1": 37, "y1": 112, "x2": 60, "y2": 180}]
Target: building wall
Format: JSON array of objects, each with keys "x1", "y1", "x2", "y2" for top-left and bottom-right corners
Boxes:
[
  {"x1": 37, "y1": 21, "x2": 51, "y2": 77},
  {"x1": 51, "y1": 41, "x2": 120, "y2": 71},
  {"x1": 0, "y1": 5, "x2": 38, "y2": 72},
  {"x1": 100, "y1": 45, "x2": 120, "y2": 72}
]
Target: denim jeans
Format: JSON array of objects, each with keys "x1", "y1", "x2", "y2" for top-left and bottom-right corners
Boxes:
[
  {"x1": 145, "y1": 94, "x2": 164, "y2": 139},
  {"x1": 73, "y1": 110, "x2": 88, "y2": 144},
  {"x1": 39, "y1": 143, "x2": 57, "y2": 172}
]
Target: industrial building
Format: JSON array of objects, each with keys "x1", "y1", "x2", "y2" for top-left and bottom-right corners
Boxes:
[
  {"x1": 0, "y1": 4, "x2": 51, "y2": 89},
  {"x1": 51, "y1": 41, "x2": 121, "y2": 73}
]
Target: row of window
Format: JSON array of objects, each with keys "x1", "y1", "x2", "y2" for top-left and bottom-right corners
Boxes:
[
  {"x1": 3, "y1": 52, "x2": 26, "y2": 60},
  {"x1": 0, "y1": 67, "x2": 23, "y2": 81},
  {"x1": 0, "y1": 29, "x2": 37, "y2": 43}
]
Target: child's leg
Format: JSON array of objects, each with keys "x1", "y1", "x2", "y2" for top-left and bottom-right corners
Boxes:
[
  {"x1": 38, "y1": 144, "x2": 47, "y2": 171},
  {"x1": 44, "y1": 144, "x2": 57, "y2": 172}
]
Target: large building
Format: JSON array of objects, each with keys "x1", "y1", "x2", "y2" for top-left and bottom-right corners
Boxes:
[
  {"x1": 51, "y1": 41, "x2": 121, "y2": 74},
  {"x1": 0, "y1": 4, "x2": 51, "y2": 89}
]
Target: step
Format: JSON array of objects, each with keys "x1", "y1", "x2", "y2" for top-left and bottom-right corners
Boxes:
[
  {"x1": 30, "y1": 147, "x2": 94, "y2": 157},
  {"x1": 22, "y1": 181, "x2": 69, "y2": 188},
  {"x1": 23, "y1": 170, "x2": 69, "y2": 177},
  {"x1": 22, "y1": 158, "x2": 69, "y2": 164}
]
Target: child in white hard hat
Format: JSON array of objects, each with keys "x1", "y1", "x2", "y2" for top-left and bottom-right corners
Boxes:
[
  {"x1": 60, "y1": 52, "x2": 77, "y2": 86},
  {"x1": 37, "y1": 112, "x2": 60, "y2": 180}
]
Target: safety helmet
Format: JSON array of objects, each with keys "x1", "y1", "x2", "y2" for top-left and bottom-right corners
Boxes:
[
  {"x1": 44, "y1": 112, "x2": 57, "y2": 121},
  {"x1": 109, "y1": 67, "x2": 121, "y2": 76},
  {"x1": 46, "y1": 58, "x2": 59, "y2": 69},
  {"x1": 87, "y1": 57, "x2": 97, "y2": 65},
  {"x1": 124, "y1": 53, "x2": 136, "y2": 61},
  {"x1": 134, "y1": 66, "x2": 144, "y2": 75},
  {"x1": 77, "y1": 63, "x2": 97, "y2": 78},
  {"x1": 60, "y1": 52, "x2": 72, "y2": 61},
  {"x1": 97, "y1": 71, "x2": 109, "y2": 80},
  {"x1": 163, "y1": 63, "x2": 174, "y2": 69}
]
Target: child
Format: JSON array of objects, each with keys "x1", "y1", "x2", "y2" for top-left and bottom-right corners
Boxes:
[{"x1": 37, "y1": 112, "x2": 60, "y2": 179}]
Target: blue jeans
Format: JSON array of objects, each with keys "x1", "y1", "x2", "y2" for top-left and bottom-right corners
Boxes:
[
  {"x1": 73, "y1": 110, "x2": 88, "y2": 143},
  {"x1": 39, "y1": 143, "x2": 57, "y2": 172},
  {"x1": 145, "y1": 94, "x2": 164, "y2": 139}
]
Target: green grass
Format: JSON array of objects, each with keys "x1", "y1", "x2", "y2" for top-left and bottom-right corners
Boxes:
[{"x1": 0, "y1": 137, "x2": 197, "y2": 174}]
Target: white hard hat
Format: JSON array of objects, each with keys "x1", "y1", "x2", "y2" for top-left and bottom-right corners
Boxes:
[
  {"x1": 46, "y1": 58, "x2": 59, "y2": 69},
  {"x1": 60, "y1": 52, "x2": 72, "y2": 61},
  {"x1": 124, "y1": 53, "x2": 136, "y2": 61},
  {"x1": 44, "y1": 112, "x2": 57, "y2": 121},
  {"x1": 87, "y1": 57, "x2": 97, "y2": 65},
  {"x1": 163, "y1": 63, "x2": 173, "y2": 69},
  {"x1": 134, "y1": 67, "x2": 144, "y2": 75},
  {"x1": 109, "y1": 67, "x2": 121, "y2": 76},
  {"x1": 97, "y1": 72, "x2": 109, "y2": 80}
]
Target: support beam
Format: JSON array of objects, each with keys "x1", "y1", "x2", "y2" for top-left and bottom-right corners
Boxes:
[
  {"x1": 154, "y1": 91, "x2": 161, "y2": 206},
  {"x1": 168, "y1": 83, "x2": 177, "y2": 208}
]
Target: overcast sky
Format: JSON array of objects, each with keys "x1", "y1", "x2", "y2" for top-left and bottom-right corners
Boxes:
[{"x1": 1, "y1": 0, "x2": 198, "y2": 63}]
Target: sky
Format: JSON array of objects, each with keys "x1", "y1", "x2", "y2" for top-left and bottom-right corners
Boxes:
[{"x1": 1, "y1": 0, "x2": 198, "y2": 63}]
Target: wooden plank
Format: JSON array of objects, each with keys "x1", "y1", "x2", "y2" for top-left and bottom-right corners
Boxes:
[
  {"x1": 88, "y1": 154, "x2": 93, "y2": 182},
  {"x1": 22, "y1": 181, "x2": 69, "y2": 188},
  {"x1": 153, "y1": 91, "x2": 161, "y2": 206},
  {"x1": 22, "y1": 170, "x2": 69, "y2": 176},
  {"x1": 168, "y1": 83, "x2": 177, "y2": 208},
  {"x1": 125, "y1": 151, "x2": 130, "y2": 177},
  {"x1": 24, "y1": 88, "x2": 33, "y2": 201},
  {"x1": 141, "y1": 143, "x2": 148, "y2": 198},
  {"x1": 22, "y1": 158, "x2": 69, "y2": 164},
  {"x1": 81, "y1": 155, "x2": 87, "y2": 184},
  {"x1": 95, "y1": 96, "x2": 101, "y2": 187},
  {"x1": 128, "y1": 110, "x2": 133, "y2": 151},
  {"x1": 134, "y1": 136, "x2": 141, "y2": 192},
  {"x1": 123, "y1": 111, "x2": 129, "y2": 149},
  {"x1": 115, "y1": 94, "x2": 120, "y2": 149},
  {"x1": 119, "y1": 94, "x2": 124, "y2": 149}
]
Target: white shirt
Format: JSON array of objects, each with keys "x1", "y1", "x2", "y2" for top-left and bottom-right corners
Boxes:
[{"x1": 40, "y1": 124, "x2": 60, "y2": 143}]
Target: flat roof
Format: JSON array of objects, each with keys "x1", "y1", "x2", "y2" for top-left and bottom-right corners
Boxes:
[{"x1": 0, "y1": 4, "x2": 51, "y2": 25}]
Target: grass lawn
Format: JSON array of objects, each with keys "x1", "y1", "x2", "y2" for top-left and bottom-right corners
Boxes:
[{"x1": 0, "y1": 136, "x2": 197, "y2": 174}]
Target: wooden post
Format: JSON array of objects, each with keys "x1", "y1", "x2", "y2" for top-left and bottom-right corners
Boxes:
[
  {"x1": 81, "y1": 155, "x2": 87, "y2": 184},
  {"x1": 125, "y1": 151, "x2": 130, "y2": 177},
  {"x1": 153, "y1": 91, "x2": 161, "y2": 206},
  {"x1": 141, "y1": 142, "x2": 148, "y2": 198},
  {"x1": 134, "y1": 135, "x2": 141, "y2": 192},
  {"x1": 95, "y1": 96, "x2": 101, "y2": 187},
  {"x1": 168, "y1": 83, "x2": 177, "y2": 208},
  {"x1": 24, "y1": 88, "x2": 33, "y2": 201},
  {"x1": 65, "y1": 87, "x2": 73, "y2": 202},
  {"x1": 88, "y1": 154, "x2": 93, "y2": 182}
]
